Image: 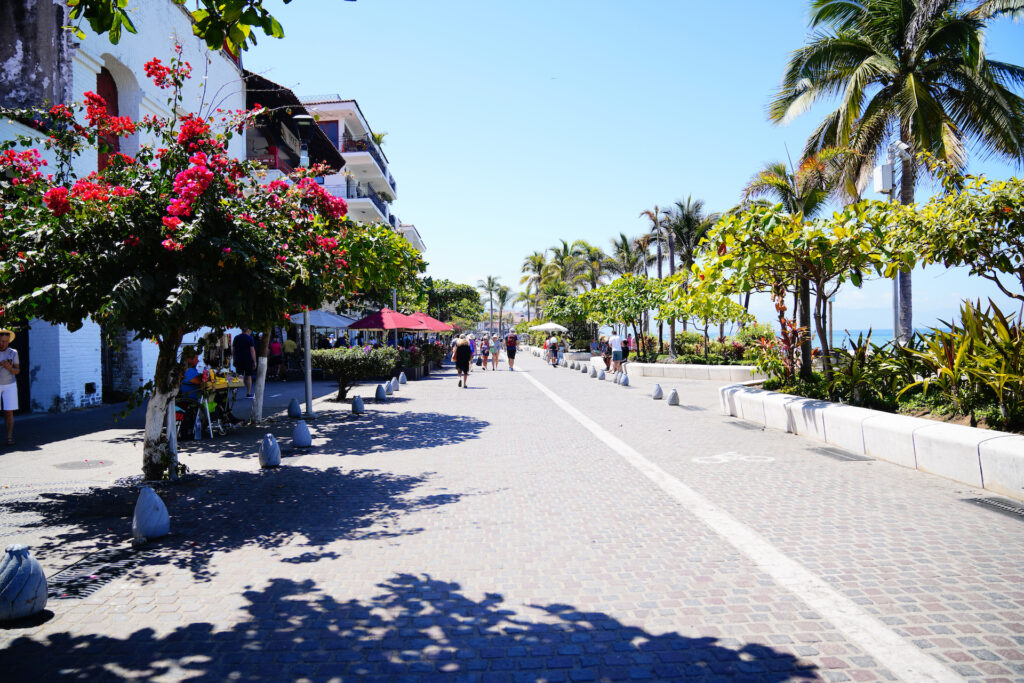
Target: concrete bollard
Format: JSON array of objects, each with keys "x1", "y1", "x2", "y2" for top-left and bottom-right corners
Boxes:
[
  {"x1": 621, "y1": 374, "x2": 630, "y2": 387},
  {"x1": 292, "y1": 420, "x2": 312, "y2": 448},
  {"x1": 375, "y1": 384, "x2": 387, "y2": 402},
  {"x1": 399, "y1": 372, "x2": 407, "y2": 384},
  {"x1": 391, "y1": 378, "x2": 400, "y2": 392},
  {"x1": 259, "y1": 433, "x2": 281, "y2": 468},
  {"x1": 287, "y1": 398, "x2": 301, "y2": 419},
  {"x1": 132, "y1": 486, "x2": 170, "y2": 542},
  {"x1": 598, "y1": 370, "x2": 606, "y2": 380},
  {"x1": 0, "y1": 545, "x2": 47, "y2": 621},
  {"x1": 352, "y1": 395, "x2": 365, "y2": 414},
  {"x1": 667, "y1": 388, "x2": 679, "y2": 405},
  {"x1": 385, "y1": 380, "x2": 394, "y2": 396},
  {"x1": 652, "y1": 384, "x2": 663, "y2": 400},
  {"x1": 581, "y1": 365, "x2": 588, "y2": 374},
  {"x1": 589, "y1": 366, "x2": 597, "y2": 378}
]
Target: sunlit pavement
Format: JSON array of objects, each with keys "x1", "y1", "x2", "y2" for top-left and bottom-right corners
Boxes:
[{"x1": 1, "y1": 354, "x2": 1021, "y2": 682}]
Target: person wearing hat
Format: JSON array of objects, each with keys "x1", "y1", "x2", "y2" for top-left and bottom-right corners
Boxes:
[{"x1": 0, "y1": 328, "x2": 21, "y2": 445}]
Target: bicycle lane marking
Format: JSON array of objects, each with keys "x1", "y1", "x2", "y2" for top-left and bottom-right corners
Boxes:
[{"x1": 519, "y1": 369, "x2": 959, "y2": 683}]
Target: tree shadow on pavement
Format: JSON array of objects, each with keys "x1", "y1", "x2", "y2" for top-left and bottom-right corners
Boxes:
[
  {"x1": 1, "y1": 574, "x2": 819, "y2": 681},
  {"x1": 312, "y1": 410, "x2": 490, "y2": 457},
  {"x1": 1, "y1": 467, "x2": 464, "y2": 583}
]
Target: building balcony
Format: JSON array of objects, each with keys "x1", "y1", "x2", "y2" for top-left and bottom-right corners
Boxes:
[
  {"x1": 340, "y1": 136, "x2": 397, "y2": 197},
  {"x1": 323, "y1": 181, "x2": 389, "y2": 225}
]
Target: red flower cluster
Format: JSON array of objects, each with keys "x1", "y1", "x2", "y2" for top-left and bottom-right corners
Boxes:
[
  {"x1": 161, "y1": 238, "x2": 184, "y2": 251},
  {"x1": 43, "y1": 187, "x2": 71, "y2": 216},
  {"x1": 0, "y1": 149, "x2": 46, "y2": 183},
  {"x1": 124, "y1": 235, "x2": 140, "y2": 247},
  {"x1": 177, "y1": 115, "x2": 211, "y2": 145},
  {"x1": 48, "y1": 104, "x2": 73, "y2": 120},
  {"x1": 162, "y1": 216, "x2": 182, "y2": 231},
  {"x1": 296, "y1": 177, "x2": 348, "y2": 220},
  {"x1": 83, "y1": 92, "x2": 136, "y2": 137},
  {"x1": 143, "y1": 57, "x2": 192, "y2": 90}
]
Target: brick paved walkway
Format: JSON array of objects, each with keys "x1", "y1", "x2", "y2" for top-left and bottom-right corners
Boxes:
[{"x1": 0, "y1": 353, "x2": 1021, "y2": 682}]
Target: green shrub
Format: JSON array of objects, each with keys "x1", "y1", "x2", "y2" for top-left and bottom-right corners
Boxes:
[
  {"x1": 311, "y1": 346, "x2": 401, "y2": 400},
  {"x1": 734, "y1": 322, "x2": 775, "y2": 347}
]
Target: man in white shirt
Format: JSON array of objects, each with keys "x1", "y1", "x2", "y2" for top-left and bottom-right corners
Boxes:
[
  {"x1": 609, "y1": 331, "x2": 623, "y2": 372},
  {"x1": 0, "y1": 328, "x2": 21, "y2": 445}
]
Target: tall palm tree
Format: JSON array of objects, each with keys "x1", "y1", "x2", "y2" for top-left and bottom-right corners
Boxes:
[
  {"x1": 666, "y1": 197, "x2": 718, "y2": 333},
  {"x1": 495, "y1": 285, "x2": 513, "y2": 335},
  {"x1": 631, "y1": 233, "x2": 656, "y2": 337},
  {"x1": 640, "y1": 206, "x2": 671, "y2": 353},
  {"x1": 770, "y1": 0, "x2": 1024, "y2": 341},
  {"x1": 477, "y1": 275, "x2": 501, "y2": 335},
  {"x1": 520, "y1": 251, "x2": 547, "y2": 321}
]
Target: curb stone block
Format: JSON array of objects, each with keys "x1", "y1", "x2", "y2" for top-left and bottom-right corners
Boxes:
[
  {"x1": 861, "y1": 413, "x2": 922, "y2": 469},
  {"x1": 761, "y1": 392, "x2": 799, "y2": 432},
  {"x1": 979, "y1": 436, "x2": 1024, "y2": 499},
  {"x1": 707, "y1": 366, "x2": 735, "y2": 382},
  {"x1": 784, "y1": 398, "x2": 829, "y2": 442},
  {"x1": 913, "y1": 423, "x2": 992, "y2": 488},
  {"x1": 683, "y1": 366, "x2": 711, "y2": 380},
  {"x1": 736, "y1": 389, "x2": 767, "y2": 425},
  {"x1": 822, "y1": 405, "x2": 877, "y2": 455},
  {"x1": 719, "y1": 384, "x2": 743, "y2": 415}
]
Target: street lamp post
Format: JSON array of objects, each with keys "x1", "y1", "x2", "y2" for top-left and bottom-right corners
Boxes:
[
  {"x1": 875, "y1": 141, "x2": 913, "y2": 345},
  {"x1": 293, "y1": 113, "x2": 316, "y2": 418}
]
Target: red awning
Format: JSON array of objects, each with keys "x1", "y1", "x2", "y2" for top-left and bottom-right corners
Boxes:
[
  {"x1": 347, "y1": 308, "x2": 425, "y2": 331},
  {"x1": 408, "y1": 312, "x2": 453, "y2": 332}
]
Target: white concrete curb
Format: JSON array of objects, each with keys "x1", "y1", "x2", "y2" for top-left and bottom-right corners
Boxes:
[
  {"x1": 590, "y1": 358, "x2": 766, "y2": 383},
  {"x1": 719, "y1": 383, "x2": 1024, "y2": 500}
]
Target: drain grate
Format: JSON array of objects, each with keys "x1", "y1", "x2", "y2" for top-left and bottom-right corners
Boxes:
[
  {"x1": 965, "y1": 497, "x2": 1024, "y2": 521},
  {"x1": 727, "y1": 420, "x2": 763, "y2": 431},
  {"x1": 47, "y1": 544, "x2": 157, "y2": 599},
  {"x1": 812, "y1": 446, "x2": 872, "y2": 462}
]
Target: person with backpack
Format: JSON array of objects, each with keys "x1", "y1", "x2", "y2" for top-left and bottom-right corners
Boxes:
[
  {"x1": 504, "y1": 330, "x2": 518, "y2": 371},
  {"x1": 547, "y1": 334, "x2": 559, "y2": 367},
  {"x1": 454, "y1": 336, "x2": 472, "y2": 388}
]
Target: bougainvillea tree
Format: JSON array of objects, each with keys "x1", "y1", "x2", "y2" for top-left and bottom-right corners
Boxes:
[{"x1": 0, "y1": 47, "x2": 355, "y2": 479}]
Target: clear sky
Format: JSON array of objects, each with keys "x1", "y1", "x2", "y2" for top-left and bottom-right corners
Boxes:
[{"x1": 245, "y1": 0, "x2": 1024, "y2": 333}]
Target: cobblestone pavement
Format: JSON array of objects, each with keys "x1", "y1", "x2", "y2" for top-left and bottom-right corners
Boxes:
[{"x1": 0, "y1": 353, "x2": 1021, "y2": 682}]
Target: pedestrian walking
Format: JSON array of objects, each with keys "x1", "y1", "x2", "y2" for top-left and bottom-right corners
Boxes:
[
  {"x1": 609, "y1": 330, "x2": 624, "y2": 373},
  {"x1": 454, "y1": 335, "x2": 472, "y2": 388},
  {"x1": 232, "y1": 328, "x2": 257, "y2": 398},
  {"x1": 547, "y1": 334, "x2": 559, "y2": 367},
  {"x1": 468, "y1": 334, "x2": 477, "y2": 370},
  {"x1": 599, "y1": 334, "x2": 611, "y2": 370},
  {"x1": 479, "y1": 335, "x2": 490, "y2": 371},
  {"x1": 0, "y1": 328, "x2": 21, "y2": 446},
  {"x1": 488, "y1": 335, "x2": 501, "y2": 370},
  {"x1": 557, "y1": 336, "x2": 567, "y2": 365},
  {"x1": 623, "y1": 332, "x2": 632, "y2": 362},
  {"x1": 504, "y1": 329, "x2": 518, "y2": 371}
]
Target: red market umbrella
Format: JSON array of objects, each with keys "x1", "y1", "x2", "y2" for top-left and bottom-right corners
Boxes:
[
  {"x1": 347, "y1": 308, "x2": 424, "y2": 331},
  {"x1": 408, "y1": 312, "x2": 453, "y2": 332}
]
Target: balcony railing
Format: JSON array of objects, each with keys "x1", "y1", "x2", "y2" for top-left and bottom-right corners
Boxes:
[
  {"x1": 324, "y1": 181, "x2": 388, "y2": 218},
  {"x1": 341, "y1": 135, "x2": 388, "y2": 178}
]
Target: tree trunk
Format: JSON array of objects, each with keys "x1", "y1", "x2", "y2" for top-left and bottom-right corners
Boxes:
[
  {"x1": 703, "y1": 321, "x2": 710, "y2": 360},
  {"x1": 667, "y1": 233, "x2": 676, "y2": 356},
  {"x1": 814, "y1": 290, "x2": 832, "y2": 384},
  {"x1": 898, "y1": 133, "x2": 916, "y2": 342},
  {"x1": 251, "y1": 327, "x2": 272, "y2": 423},
  {"x1": 799, "y1": 278, "x2": 812, "y2": 380},
  {"x1": 142, "y1": 331, "x2": 184, "y2": 480},
  {"x1": 656, "y1": 238, "x2": 664, "y2": 355}
]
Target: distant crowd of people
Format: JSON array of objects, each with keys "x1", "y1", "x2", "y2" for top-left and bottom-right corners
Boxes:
[
  {"x1": 451, "y1": 331, "x2": 518, "y2": 388},
  {"x1": 542, "y1": 331, "x2": 635, "y2": 372}
]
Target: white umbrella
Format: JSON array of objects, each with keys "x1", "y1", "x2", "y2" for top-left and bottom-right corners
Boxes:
[{"x1": 528, "y1": 322, "x2": 568, "y2": 332}]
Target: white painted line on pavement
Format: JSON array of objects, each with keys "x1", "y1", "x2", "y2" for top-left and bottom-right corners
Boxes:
[{"x1": 520, "y1": 370, "x2": 959, "y2": 683}]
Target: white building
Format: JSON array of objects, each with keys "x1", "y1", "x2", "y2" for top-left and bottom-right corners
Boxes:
[{"x1": 0, "y1": 0, "x2": 245, "y2": 412}]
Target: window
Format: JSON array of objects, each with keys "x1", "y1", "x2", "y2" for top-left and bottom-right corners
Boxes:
[
  {"x1": 96, "y1": 67, "x2": 120, "y2": 170},
  {"x1": 317, "y1": 120, "x2": 339, "y2": 149}
]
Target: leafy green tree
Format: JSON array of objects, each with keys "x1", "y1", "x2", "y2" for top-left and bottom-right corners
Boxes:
[
  {"x1": 575, "y1": 241, "x2": 614, "y2": 290},
  {"x1": 495, "y1": 285, "x2": 513, "y2": 335},
  {"x1": 420, "y1": 279, "x2": 484, "y2": 322},
  {"x1": 640, "y1": 206, "x2": 671, "y2": 352},
  {"x1": 661, "y1": 274, "x2": 754, "y2": 360},
  {"x1": 665, "y1": 196, "x2": 718, "y2": 334},
  {"x1": 514, "y1": 290, "x2": 538, "y2": 321},
  {"x1": 770, "y1": 0, "x2": 1024, "y2": 341},
  {"x1": 542, "y1": 294, "x2": 592, "y2": 348},
  {"x1": 544, "y1": 239, "x2": 584, "y2": 290},
  {"x1": 520, "y1": 251, "x2": 547, "y2": 318},
  {"x1": 579, "y1": 275, "x2": 666, "y2": 360}
]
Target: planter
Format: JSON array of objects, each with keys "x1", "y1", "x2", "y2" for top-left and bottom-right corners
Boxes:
[
  {"x1": 596, "y1": 359, "x2": 765, "y2": 382},
  {"x1": 719, "y1": 383, "x2": 1024, "y2": 500},
  {"x1": 402, "y1": 365, "x2": 424, "y2": 381}
]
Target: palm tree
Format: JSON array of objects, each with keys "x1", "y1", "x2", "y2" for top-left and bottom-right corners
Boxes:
[
  {"x1": 515, "y1": 290, "x2": 538, "y2": 321},
  {"x1": 495, "y1": 285, "x2": 513, "y2": 335},
  {"x1": 520, "y1": 251, "x2": 547, "y2": 321},
  {"x1": 666, "y1": 197, "x2": 718, "y2": 333},
  {"x1": 574, "y1": 241, "x2": 614, "y2": 290},
  {"x1": 640, "y1": 206, "x2": 671, "y2": 353},
  {"x1": 770, "y1": 0, "x2": 1024, "y2": 341},
  {"x1": 544, "y1": 239, "x2": 584, "y2": 290},
  {"x1": 632, "y1": 233, "x2": 656, "y2": 337},
  {"x1": 609, "y1": 233, "x2": 643, "y2": 276},
  {"x1": 477, "y1": 275, "x2": 501, "y2": 335}
]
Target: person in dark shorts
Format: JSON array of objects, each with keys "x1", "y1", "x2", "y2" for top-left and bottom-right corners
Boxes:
[
  {"x1": 232, "y1": 328, "x2": 257, "y2": 398},
  {"x1": 454, "y1": 335, "x2": 472, "y2": 388},
  {"x1": 504, "y1": 331, "x2": 518, "y2": 371},
  {"x1": 621, "y1": 332, "x2": 631, "y2": 362}
]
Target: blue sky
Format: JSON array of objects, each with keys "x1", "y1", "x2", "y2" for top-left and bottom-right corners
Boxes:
[{"x1": 246, "y1": 0, "x2": 1024, "y2": 332}]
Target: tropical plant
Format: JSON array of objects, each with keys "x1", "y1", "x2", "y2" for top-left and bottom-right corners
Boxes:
[
  {"x1": 311, "y1": 346, "x2": 400, "y2": 400},
  {"x1": 770, "y1": 0, "x2": 1024, "y2": 341},
  {"x1": 661, "y1": 273, "x2": 755, "y2": 361},
  {"x1": 640, "y1": 206, "x2": 672, "y2": 353},
  {"x1": 579, "y1": 274, "x2": 666, "y2": 360},
  {"x1": 665, "y1": 196, "x2": 718, "y2": 332},
  {"x1": 608, "y1": 233, "x2": 643, "y2": 276},
  {"x1": 495, "y1": 285, "x2": 513, "y2": 335},
  {"x1": 575, "y1": 241, "x2": 614, "y2": 290},
  {"x1": 520, "y1": 251, "x2": 548, "y2": 316},
  {"x1": 514, "y1": 290, "x2": 538, "y2": 321},
  {"x1": 544, "y1": 239, "x2": 584, "y2": 289}
]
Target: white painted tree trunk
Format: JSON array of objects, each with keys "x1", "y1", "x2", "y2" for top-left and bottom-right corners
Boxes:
[
  {"x1": 143, "y1": 387, "x2": 176, "y2": 480},
  {"x1": 251, "y1": 356, "x2": 268, "y2": 423}
]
